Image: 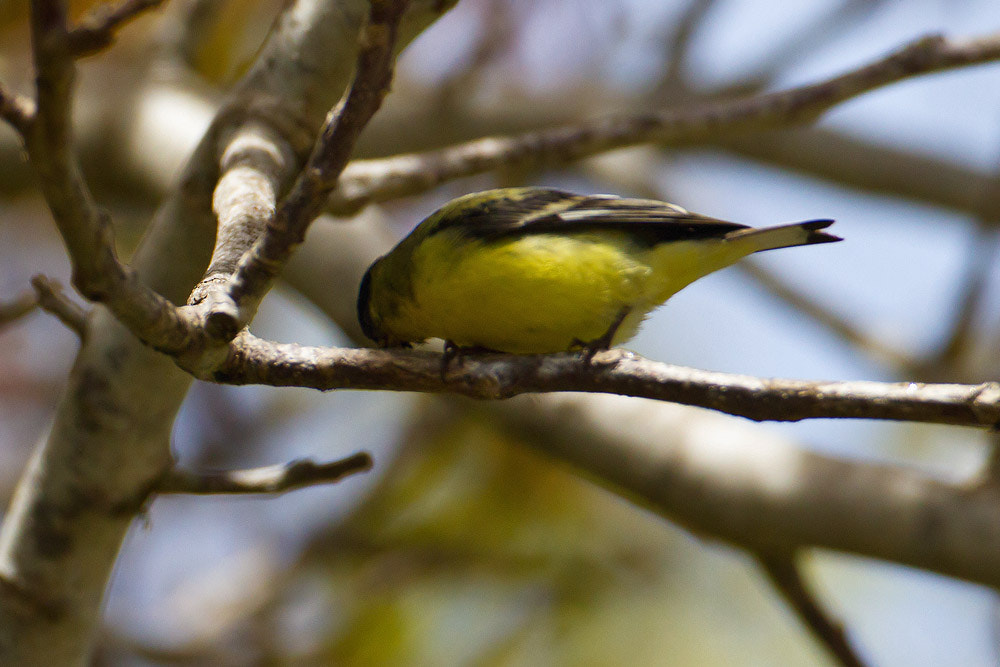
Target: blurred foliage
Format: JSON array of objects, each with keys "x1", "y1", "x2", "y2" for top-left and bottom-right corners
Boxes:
[{"x1": 254, "y1": 404, "x2": 829, "y2": 666}]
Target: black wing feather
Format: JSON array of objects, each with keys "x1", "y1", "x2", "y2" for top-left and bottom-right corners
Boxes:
[
  {"x1": 437, "y1": 188, "x2": 749, "y2": 247},
  {"x1": 430, "y1": 188, "x2": 576, "y2": 235}
]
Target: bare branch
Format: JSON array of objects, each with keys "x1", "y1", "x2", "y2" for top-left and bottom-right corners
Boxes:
[
  {"x1": 737, "y1": 261, "x2": 917, "y2": 371},
  {"x1": 159, "y1": 452, "x2": 373, "y2": 494},
  {"x1": 724, "y1": 127, "x2": 1000, "y2": 222},
  {"x1": 328, "y1": 31, "x2": 1000, "y2": 214},
  {"x1": 27, "y1": 0, "x2": 199, "y2": 353},
  {"x1": 66, "y1": 0, "x2": 168, "y2": 57},
  {"x1": 758, "y1": 553, "x2": 867, "y2": 667},
  {"x1": 30, "y1": 275, "x2": 89, "y2": 337},
  {"x1": 191, "y1": 121, "x2": 295, "y2": 330},
  {"x1": 0, "y1": 82, "x2": 36, "y2": 134},
  {"x1": 654, "y1": 0, "x2": 716, "y2": 93},
  {"x1": 195, "y1": 0, "x2": 410, "y2": 342},
  {"x1": 490, "y1": 393, "x2": 1000, "y2": 590},
  {"x1": 206, "y1": 334, "x2": 1000, "y2": 427},
  {"x1": 737, "y1": 0, "x2": 883, "y2": 92},
  {"x1": 923, "y1": 222, "x2": 1000, "y2": 376}
]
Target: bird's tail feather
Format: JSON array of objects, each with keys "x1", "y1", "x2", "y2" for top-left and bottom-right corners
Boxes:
[{"x1": 726, "y1": 219, "x2": 840, "y2": 253}]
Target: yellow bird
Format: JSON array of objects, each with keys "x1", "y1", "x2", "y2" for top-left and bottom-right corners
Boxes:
[{"x1": 357, "y1": 187, "x2": 840, "y2": 354}]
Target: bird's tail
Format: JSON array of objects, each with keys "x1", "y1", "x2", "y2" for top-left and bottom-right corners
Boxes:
[{"x1": 726, "y1": 219, "x2": 840, "y2": 253}]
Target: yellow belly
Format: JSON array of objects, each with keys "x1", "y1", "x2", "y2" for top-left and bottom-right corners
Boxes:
[
  {"x1": 396, "y1": 232, "x2": 651, "y2": 353},
  {"x1": 381, "y1": 229, "x2": 749, "y2": 353}
]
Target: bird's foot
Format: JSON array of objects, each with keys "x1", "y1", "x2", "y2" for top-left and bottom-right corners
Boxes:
[
  {"x1": 571, "y1": 307, "x2": 630, "y2": 363},
  {"x1": 440, "y1": 341, "x2": 500, "y2": 379}
]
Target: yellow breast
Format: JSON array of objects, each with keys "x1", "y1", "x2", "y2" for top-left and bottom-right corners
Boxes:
[{"x1": 388, "y1": 231, "x2": 650, "y2": 353}]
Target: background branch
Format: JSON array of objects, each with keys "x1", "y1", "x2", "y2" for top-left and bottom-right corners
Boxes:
[
  {"x1": 490, "y1": 393, "x2": 1000, "y2": 589},
  {"x1": 66, "y1": 0, "x2": 168, "y2": 57},
  {"x1": 158, "y1": 452, "x2": 373, "y2": 494},
  {"x1": 758, "y1": 553, "x2": 867, "y2": 667},
  {"x1": 737, "y1": 261, "x2": 917, "y2": 371},
  {"x1": 327, "y1": 32, "x2": 1000, "y2": 214},
  {"x1": 25, "y1": 0, "x2": 199, "y2": 354},
  {"x1": 0, "y1": 83, "x2": 36, "y2": 134},
  {"x1": 30, "y1": 275, "x2": 88, "y2": 337}
]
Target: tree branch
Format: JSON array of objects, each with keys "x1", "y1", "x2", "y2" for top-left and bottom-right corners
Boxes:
[
  {"x1": 158, "y1": 452, "x2": 373, "y2": 494},
  {"x1": 0, "y1": 82, "x2": 36, "y2": 134},
  {"x1": 489, "y1": 392, "x2": 1000, "y2": 589},
  {"x1": 26, "y1": 0, "x2": 200, "y2": 354},
  {"x1": 30, "y1": 275, "x2": 89, "y2": 338},
  {"x1": 327, "y1": 31, "x2": 1000, "y2": 214},
  {"x1": 66, "y1": 0, "x2": 168, "y2": 57},
  {"x1": 194, "y1": 0, "x2": 410, "y2": 342},
  {"x1": 758, "y1": 553, "x2": 867, "y2": 667},
  {"x1": 737, "y1": 261, "x2": 917, "y2": 371},
  {"x1": 206, "y1": 335, "x2": 1000, "y2": 427},
  {"x1": 0, "y1": 2, "x2": 454, "y2": 664},
  {"x1": 921, "y1": 219, "x2": 1000, "y2": 377}
]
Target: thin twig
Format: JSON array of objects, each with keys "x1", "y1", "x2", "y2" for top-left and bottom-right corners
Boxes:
[
  {"x1": 758, "y1": 553, "x2": 867, "y2": 667},
  {"x1": 158, "y1": 452, "x2": 373, "y2": 494},
  {"x1": 739, "y1": 0, "x2": 883, "y2": 91},
  {"x1": 737, "y1": 261, "x2": 917, "y2": 371},
  {"x1": 437, "y1": 0, "x2": 515, "y2": 106},
  {"x1": 30, "y1": 275, "x2": 88, "y2": 337},
  {"x1": 204, "y1": 333, "x2": 1000, "y2": 428},
  {"x1": 327, "y1": 31, "x2": 1000, "y2": 214},
  {"x1": 922, "y1": 217, "x2": 1000, "y2": 375},
  {"x1": 654, "y1": 0, "x2": 716, "y2": 94},
  {"x1": 0, "y1": 82, "x2": 36, "y2": 134},
  {"x1": 723, "y1": 127, "x2": 1000, "y2": 223},
  {"x1": 27, "y1": 0, "x2": 198, "y2": 354},
  {"x1": 66, "y1": 0, "x2": 168, "y2": 57},
  {"x1": 195, "y1": 0, "x2": 410, "y2": 342}
]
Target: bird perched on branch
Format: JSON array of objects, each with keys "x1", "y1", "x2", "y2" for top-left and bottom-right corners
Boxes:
[{"x1": 357, "y1": 187, "x2": 840, "y2": 355}]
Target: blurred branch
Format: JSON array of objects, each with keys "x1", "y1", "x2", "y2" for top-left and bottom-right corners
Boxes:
[
  {"x1": 159, "y1": 452, "x2": 373, "y2": 494},
  {"x1": 654, "y1": 0, "x2": 716, "y2": 94},
  {"x1": 193, "y1": 0, "x2": 410, "y2": 342},
  {"x1": 25, "y1": 0, "x2": 199, "y2": 353},
  {"x1": 492, "y1": 393, "x2": 1000, "y2": 590},
  {"x1": 209, "y1": 334, "x2": 1000, "y2": 427},
  {"x1": 66, "y1": 0, "x2": 168, "y2": 57},
  {"x1": 738, "y1": 0, "x2": 882, "y2": 91},
  {"x1": 437, "y1": 0, "x2": 515, "y2": 106},
  {"x1": 0, "y1": 291, "x2": 38, "y2": 329},
  {"x1": 758, "y1": 553, "x2": 867, "y2": 667},
  {"x1": 921, "y1": 223, "x2": 999, "y2": 376},
  {"x1": 0, "y1": 83, "x2": 36, "y2": 134},
  {"x1": 723, "y1": 128, "x2": 1000, "y2": 225},
  {"x1": 737, "y1": 260, "x2": 918, "y2": 370},
  {"x1": 30, "y1": 275, "x2": 89, "y2": 338},
  {"x1": 328, "y1": 31, "x2": 1000, "y2": 213}
]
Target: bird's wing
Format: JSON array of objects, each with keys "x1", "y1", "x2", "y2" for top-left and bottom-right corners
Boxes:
[{"x1": 439, "y1": 188, "x2": 750, "y2": 246}]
